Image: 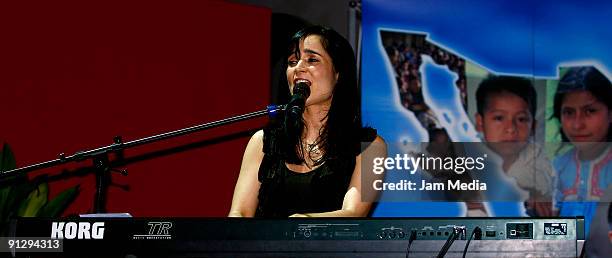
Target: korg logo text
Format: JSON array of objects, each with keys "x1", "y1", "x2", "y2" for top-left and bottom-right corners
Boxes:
[{"x1": 51, "y1": 222, "x2": 105, "y2": 239}]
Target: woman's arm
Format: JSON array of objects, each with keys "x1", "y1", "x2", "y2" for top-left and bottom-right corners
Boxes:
[
  {"x1": 228, "y1": 130, "x2": 265, "y2": 217},
  {"x1": 291, "y1": 136, "x2": 387, "y2": 217}
]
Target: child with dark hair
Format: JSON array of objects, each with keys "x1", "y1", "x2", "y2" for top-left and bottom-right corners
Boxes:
[
  {"x1": 476, "y1": 76, "x2": 536, "y2": 163},
  {"x1": 552, "y1": 66, "x2": 612, "y2": 235},
  {"x1": 474, "y1": 75, "x2": 554, "y2": 216}
]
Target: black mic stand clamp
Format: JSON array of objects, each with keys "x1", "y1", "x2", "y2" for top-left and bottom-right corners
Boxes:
[
  {"x1": 90, "y1": 136, "x2": 128, "y2": 213},
  {"x1": 58, "y1": 135, "x2": 129, "y2": 213}
]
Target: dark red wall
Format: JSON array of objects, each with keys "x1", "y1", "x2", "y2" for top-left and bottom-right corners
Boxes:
[{"x1": 0, "y1": 0, "x2": 270, "y2": 217}]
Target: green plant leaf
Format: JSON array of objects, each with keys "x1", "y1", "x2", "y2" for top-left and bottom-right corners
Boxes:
[
  {"x1": 1, "y1": 143, "x2": 17, "y2": 171},
  {"x1": 0, "y1": 181, "x2": 34, "y2": 226},
  {"x1": 1, "y1": 143, "x2": 79, "y2": 237},
  {"x1": 16, "y1": 183, "x2": 48, "y2": 217},
  {"x1": 0, "y1": 143, "x2": 21, "y2": 226},
  {"x1": 0, "y1": 183, "x2": 13, "y2": 223},
  {"x1": 0, "y1": 144, "x2": 35, "y2": 221},
  {"x1": 38, "y1": 185, "x2": 80, "y2": 217},
  {"x1": 0, "y1": 143, "x2": 18, "y2": 212}
]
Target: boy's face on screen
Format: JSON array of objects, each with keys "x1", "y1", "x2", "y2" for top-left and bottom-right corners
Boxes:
[
  {"x1": 476, "y1": 92, "x2": 534, "y2": 157},
  {"x1": 286, "y1": 35, "x2": 338, "y2": 107},
  {"x1": 560, "y1": 90, "x2": 611, "y2": 147}
]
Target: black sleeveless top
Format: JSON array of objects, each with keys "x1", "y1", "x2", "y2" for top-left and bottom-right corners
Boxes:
[{"x1": 255, "y1": 127, "x2": 377, "y2": 217}]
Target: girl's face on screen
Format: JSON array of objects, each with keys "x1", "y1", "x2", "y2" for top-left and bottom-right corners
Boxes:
[{"x1": 560, "y1": 90, "x2": 611, "y2": 147}]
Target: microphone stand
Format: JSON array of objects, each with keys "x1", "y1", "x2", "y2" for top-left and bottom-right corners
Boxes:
[{"x1": 0, "y1": 104, "x2": 285, "y2": 213}]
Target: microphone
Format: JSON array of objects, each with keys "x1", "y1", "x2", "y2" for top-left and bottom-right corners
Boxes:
[{"x1": 286, "y1": 82, "x2": 311, "y2": 118}]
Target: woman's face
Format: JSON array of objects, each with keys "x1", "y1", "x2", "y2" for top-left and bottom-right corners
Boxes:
[
  {"x1": 287, "y1": 35, "x2": 338, "y2": 107},
  {"x1": 560, "y1": 90, "x2": 611, "y2": 147}
]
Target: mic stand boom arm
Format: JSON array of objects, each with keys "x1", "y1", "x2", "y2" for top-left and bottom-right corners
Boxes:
[{"x1": 0, "y1": 104, "x2": 285, "y2": 213}]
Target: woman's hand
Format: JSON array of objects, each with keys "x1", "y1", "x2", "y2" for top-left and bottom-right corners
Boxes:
[{"x1": 289, "y1": 213, "x2": 310, "y2": 217}]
